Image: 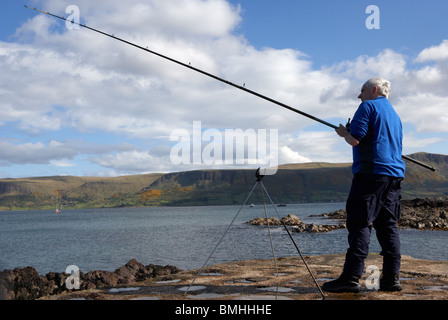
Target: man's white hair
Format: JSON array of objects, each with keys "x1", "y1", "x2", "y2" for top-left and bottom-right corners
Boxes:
[{"x1": 364, "y1": 78, "x2": 391, "y2": 98}]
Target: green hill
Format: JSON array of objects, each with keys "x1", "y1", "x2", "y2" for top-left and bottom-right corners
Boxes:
[
  {"x1": 0, "y1": 152, "x2": 447, "y2": 210},
  {"x1": 0, "y1": 174, "x2": 163, "y2": 210}
]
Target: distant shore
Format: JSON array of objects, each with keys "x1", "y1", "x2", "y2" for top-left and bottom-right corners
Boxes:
[{"x1": 1, "y1": 152, "x2": 446, "y2": 210}]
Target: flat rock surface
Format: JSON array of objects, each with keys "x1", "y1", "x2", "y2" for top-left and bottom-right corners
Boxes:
[{"x1": 46, "y1": 253, "x2": 448, "y2": 300}]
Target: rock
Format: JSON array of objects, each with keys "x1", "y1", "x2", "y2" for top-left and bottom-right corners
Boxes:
[
  {"x1": 151, "y1": 265, "x2": 181, "y2": 278},
  {"x1": 246, "y1": 214, "x2": 304, "y2": 227},
  {"x1": 83, "y1": 270, "x2": 120, "y2": 289},
  {"x1": 291, "y1": 223, "x2": 345, "y2": 233},
  {"x1": 13, "y1": 266, "x2": 51, "y2": 300},
  {"x1": 246, "y1": 217, "x2": 281, "y2": 226},
  {"x1": 399, "y1": 198, "x2": 448, "y2": 230},
  {"x1": 115, "y1": 259, "x2": 142, "y2": 284},
  {"x1": 247, "y1": 214, "x2": 344, "y2": 233},
  {"x1": 248, "y1": 197, "x2": 448, "y2": 232},
  {"x1": 0, "y1": 270, "x2": 15, "y2": 300},
  {"x1": 310, "y1": 209, "x2": 346, "y2": 219},
  {"x1": 281, "y1": 214, "x2": 303, "y2": 225},
  {"x1": 311, "y1": 197, "x2": 448, "y2": 231},
  {"x1": 0, "y1": 259, "x2": 181, "y2": 300},
  {"x1": 45, "y1": 272, "x2": 69, "y2": 296},
  {"x1": 43, "y1": 253, "x2": 448, "y2": 301}
]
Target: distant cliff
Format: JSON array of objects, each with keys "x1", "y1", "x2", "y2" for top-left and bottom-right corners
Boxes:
[
  {"x1": 0, "y1": 153, "x2": 447, "y2": 210},
  {"x1": 137, "y1": 152, "x2": 448, "y2": 206}
]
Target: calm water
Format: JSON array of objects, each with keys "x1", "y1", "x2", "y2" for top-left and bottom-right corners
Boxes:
[{"x1": 1, "y1": 203, "x2": 447, "y2": 274}]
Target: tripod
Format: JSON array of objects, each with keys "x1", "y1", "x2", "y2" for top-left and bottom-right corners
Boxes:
[{"x1": 185, "y1": 168, "x2": 326, "y2": 299}]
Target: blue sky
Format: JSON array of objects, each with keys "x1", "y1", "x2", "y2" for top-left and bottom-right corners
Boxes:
[{"x1": 1, "y1": 0, "x2": 447, "y2": 178}]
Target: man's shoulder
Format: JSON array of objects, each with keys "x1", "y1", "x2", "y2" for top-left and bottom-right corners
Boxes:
[
  {"x1": 359, "y1": 97, "x2": 392, "y2": 111},
  {"x1": 362, "y1": 96, "x2": 389, "y2": 105}
]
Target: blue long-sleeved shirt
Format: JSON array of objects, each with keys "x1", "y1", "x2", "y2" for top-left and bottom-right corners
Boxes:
[{"x1": 349, "y1": 96, "x2": 405, "y2": 177}]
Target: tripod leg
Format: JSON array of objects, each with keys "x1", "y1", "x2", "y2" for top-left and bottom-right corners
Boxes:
[
  {"x1": 259, "y1": 182, "x2": 280, "y2": 298},
  {"x1": 184, "y1": 181, "x2": 260, "y2": 295},
  {"x1": 260, "y1": 181, "x2": 326, "y2": 300}
]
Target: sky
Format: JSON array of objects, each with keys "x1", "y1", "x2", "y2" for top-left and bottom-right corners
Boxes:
[{"x1": 0, "y1": 0, "x2": 447, "y2": 178}]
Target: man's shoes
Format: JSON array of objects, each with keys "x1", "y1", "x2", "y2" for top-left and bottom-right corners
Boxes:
[
  {"x1": 322, "y1": 273, "x2": 361, "y2": 293},
  {"x1": 379, "y1": 273, "x2": 402, "y2": 291}
]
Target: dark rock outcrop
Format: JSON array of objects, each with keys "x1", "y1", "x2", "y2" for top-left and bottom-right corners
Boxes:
[
  {"x1": 0, "y1": 259, "x2": 180, "y2": 300},
  {"x1": 246, "y1": 214, "x2": 345, "y2": 233},
  {"x1": 400, "y1": 198, "x2": 448, "y2": 230},
  {"x1": 313, "y1": 197, "x2": 448, "y2": 231},
  {"x1": 248, "y1": 197, "x2": 448, "y2": 232}
]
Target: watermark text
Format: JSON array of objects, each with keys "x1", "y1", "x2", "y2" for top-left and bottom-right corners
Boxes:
[
  {"x1": 170, "y1": 121, "x2": 278, "y2": 174},
  {"x1": 365, "y1": 5, "x2": 380, "y2": 30},
  {"x1": 66, "y1": 5, "x2": 80, "y2": 29},
  {"x1": 65, "y1": 265, "x2": 80, "y2": 289}
]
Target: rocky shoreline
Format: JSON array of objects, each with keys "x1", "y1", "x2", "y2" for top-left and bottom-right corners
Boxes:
[
  {"x1": 3, "y1": 254, "x2": 447, "y2": 301},
  {"x1": 248, "y1": 197, "x2": 448, "y2": 232},
  {"x1": 0, "y1": 259, "x2": 180, "y2": 300},
  {"x1": 246, "y1": 214, "x2": 345, "y2": 233}
]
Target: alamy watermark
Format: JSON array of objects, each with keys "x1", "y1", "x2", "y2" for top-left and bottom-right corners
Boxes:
[
  {"x1": 365, "y1": 5, "x2": 380, "y2": 30},
  {"x1": 365, "y1": 265, "x2": 380, "y2": 290},
  {"x1": 170, "y1": 121, "x2": 278, "y2": 175},
  {"x1": 65, "y1": 265, "x2": 80, "y2": 290},
  {"x1": 65, "y1": 5, "x2": 80, "y2": 29}
]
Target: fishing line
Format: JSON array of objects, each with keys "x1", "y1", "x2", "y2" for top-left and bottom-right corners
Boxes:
[
  {"x1": 25, "y1": 5, "x2": 437, "y2": 300},
  {"x1": 24, "y1": 5, "x2": 436, "y2": 172}
]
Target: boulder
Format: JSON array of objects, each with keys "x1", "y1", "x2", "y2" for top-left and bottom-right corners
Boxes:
[
  {"x1": 45, "y1": 272, "x2": 69, "y2": 296},
  {"x1": 0, "y1": 259, "x2": 180, "y2": 300},
  {"x1": 281, "y1": 214, "x2": 303, "y2": 225},
  {"x1": 8, "y1": 266, "x2": 52, "y2": 300},
  {"x1": 247, "y1": 214, "x2": 345, "y2": 233},
  {"x1": 0, "y1": 270, "x2": 15, "y2": 300},
  {"x1": 246, "y1": 217, "x2": 281, "y2": 226},
  {"x1": 310, "y1": 197, "x2": 448, "y2": 231},
  {"x1": 83, "y1": 270, "x2": 120, "y2": 289}
]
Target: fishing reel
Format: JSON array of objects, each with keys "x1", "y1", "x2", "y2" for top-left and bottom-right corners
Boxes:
[{"x1": 345, "y1": 118, "x2": 351, "y2": 133}]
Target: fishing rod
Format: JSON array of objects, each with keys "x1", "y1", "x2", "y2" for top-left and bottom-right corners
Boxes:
[{"x1": 24, "y1": 5, "x2": 436, "y2": 172}]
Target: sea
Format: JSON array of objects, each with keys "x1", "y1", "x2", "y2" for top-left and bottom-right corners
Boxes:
[{"x1": 1, "y1": 203, "x2": 447, "y2": 275}]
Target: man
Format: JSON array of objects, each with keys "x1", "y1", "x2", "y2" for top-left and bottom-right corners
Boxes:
[{"x1": 322, "y1": 78, "x2": 405, "y2": 293}]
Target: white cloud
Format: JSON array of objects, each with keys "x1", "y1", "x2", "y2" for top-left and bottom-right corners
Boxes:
[
  {"x1": 330, "y1": 49, "x2": 408, "y2": 81},
  {"x1": 1, "y1": 0, "x2": 446, "y2": 177},
  {"x1": 279, "y1": 131, "x2": 351, "y2": 164},
  {"x1": 328, "y1": 43, "x2": 448, "y2": 134},
  {"x1": 50, "y1": 159, "x2": 75, "y2": 167},
  {"x1": 0, "y1": 139, "x2": 133, "y2": 166},
  {"x1": 414, "y1": 40, "x2": 448, "y2": 63},
  {"x1": 278, "y1": 146, "x2": 311, "y2": 164},
  {"x1": 403, "y1": 132, "x2": 444, "y2": 150},
  {"x1": 396, "y1": 93, "x2": 448, "y2": 133},
  {"x1": 0, "y1": 140, "x2": 76, "y2": 165},
  {"x1": 91, "y1": 150, "x2": 168, "y2": 173}
]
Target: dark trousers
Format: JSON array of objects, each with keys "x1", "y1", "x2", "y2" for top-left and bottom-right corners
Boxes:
[{"x1": 343, "y1": 173, "x2": 403, "y2": 277}]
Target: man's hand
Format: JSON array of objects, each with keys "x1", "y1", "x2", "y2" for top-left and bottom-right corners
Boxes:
[
  {"x1": 336, "y1": 124, "x2": 359, "y2": 147},
  {"x1": 336, "y1": 124, "x2": 349, "y2": 138}
]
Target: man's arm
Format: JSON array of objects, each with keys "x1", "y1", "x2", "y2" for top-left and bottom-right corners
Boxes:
[{"x1": 336, "y1": 124, "x2": 360, "y2": 147}]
